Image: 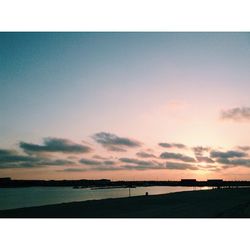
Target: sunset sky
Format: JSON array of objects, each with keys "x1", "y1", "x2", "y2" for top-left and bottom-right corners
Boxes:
[{"x1": 1, "y1": 32, "x2": 250, "y2": 180}]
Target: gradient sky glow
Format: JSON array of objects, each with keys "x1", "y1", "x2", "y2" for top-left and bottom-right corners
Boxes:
[{"x1": 1, "y1": 32, "x2": 250, "y2": 180}]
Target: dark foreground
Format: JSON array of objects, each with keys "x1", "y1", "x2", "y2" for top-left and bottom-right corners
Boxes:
[{"x1": 1, "y1": 188, "x2": 250, "y2": 218}]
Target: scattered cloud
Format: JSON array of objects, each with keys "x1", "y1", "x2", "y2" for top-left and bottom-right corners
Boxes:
[
  {"x1": 192, "y1": 146, "x2": 210, "y2": 157},
  {"x1": 158, "y1": 143, "x2": 186, "y2": 149},
  {"x1": 103, "y1": 160, "x2": 116, "y2": 165},
  {"x1": 220, "y1": 107, "x2": 250, "y2": 121},
  {"x1": 0, "y1": 149, "x2": 35, "y2": 164},
  {"x1": 61, "y1": 166, "x2": 123, "y2": 172},
  {"x1": 119, "y1": 157, "x2": 154, "y2": 166},
  {"x1": 92, "y1": 155, "x2": 112, "y2": 160},
  {"x1": 79, "y1": 158, "x2": 102, "y2": 166},
  {"x1": 160, "y1": 152, "x2": 196, "y2": 162},
  {"x1": 217, "y1": 158, "x2": 250, "y2": 167},
  {"x1": 58, "y1": 168, "x2": 87, "y2": 172},
  {"x1": 117, "y1": 157, "x2": 165, "y2": 170},
  {"x1": 210, "y1": 150, "x2": 247, "y2": 159},
  {"x1": 3, "y1": 133, "x2": 250, "y2": 173},
  {"x1": 92, "y1": 132, "x2": 141, "y2": 152},
  {"x1": 0, "y1": 148, "x2": 76, "y2": 169},
  {"x1": 20, "y1": 138, "x2": 92, "y2": 154},
  {"x1": 136, "y1": 151, "x2": 156, "y2": 158},
  {"x1": 166, "y1": 162, "x2": 198, "y2": 170}
]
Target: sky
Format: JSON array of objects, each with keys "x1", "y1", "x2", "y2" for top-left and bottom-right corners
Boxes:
[{"x1": 1, "y1": 32, "x2": 250, "y2": 180}]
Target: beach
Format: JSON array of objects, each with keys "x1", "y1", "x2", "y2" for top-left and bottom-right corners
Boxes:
[{"x1": 1, "y1": 188, "x2": 250, "y2": 218}]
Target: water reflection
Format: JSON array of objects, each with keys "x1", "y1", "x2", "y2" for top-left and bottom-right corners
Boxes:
[{"x1": 0, "y1": 186, "x2": 210, "y2": 210}]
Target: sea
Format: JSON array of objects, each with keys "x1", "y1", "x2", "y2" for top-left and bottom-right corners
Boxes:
[{"x1": 0, "y1": 186, "x2": 209, "y2": 211}]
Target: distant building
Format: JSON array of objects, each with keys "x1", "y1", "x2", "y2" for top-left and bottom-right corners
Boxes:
[{"x1": 0, "y1": 177, "x2": 11, "y2": 182}]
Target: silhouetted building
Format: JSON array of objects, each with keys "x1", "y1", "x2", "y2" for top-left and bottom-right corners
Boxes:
[{"x1": 0, "y1": 177, "x2": 11, "y2": 182}]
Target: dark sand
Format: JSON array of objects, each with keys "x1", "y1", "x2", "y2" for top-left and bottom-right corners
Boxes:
[{"x1": 1, "y1": 188, "x2": 250, "y2": 218}]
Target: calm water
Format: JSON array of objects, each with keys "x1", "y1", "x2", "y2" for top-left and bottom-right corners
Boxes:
[{"x1": 0, "y1": 186, "x2": 208, "y2": 211}]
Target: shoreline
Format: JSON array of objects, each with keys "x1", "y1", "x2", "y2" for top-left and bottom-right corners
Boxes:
[{"x1": 1, "y1": 188, "x2": 250, "y2": 218}]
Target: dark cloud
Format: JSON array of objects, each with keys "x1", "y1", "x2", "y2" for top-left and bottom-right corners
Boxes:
[
  {"x1": 136, "y1": 151, "x2": 156, "y2": 158},
  {"x1": 158, "y1": 143, "x2": 186, "y2": 149},
  {"x1": 20, "y1": 138, "x2": 92, "y2": 154},
  {"x1": 79, "y1": 158, "x2": 102, "y2": 166},
  {"x1": 220, "y1": 107, "x2": 250, "y2": 121},
  {"x1": 0, "y1": 149, "x2": 16, "y2": 156},
  {"x1": 39, "y1": 159, "x2": 75, "y2": 166},
  {"x1": 217, "y1": 158, "x2": 250, "y2": 168},
  {"x1": 0, "y1": 148, "x2": 76, "y2": 169},
  {"x1": 160, "y1": 152, "x2": 196, "y2": 162},
  {"x1": 79, "y1": 158, "x2": 117, "y2": 168},
  {"x1": 92, "y1": 132, "x2": 141, "y2": 152},
  {"x1": 103, "y1": 160, "x2": 115, "y2": 165},
  {"x1": 210, "y1": 150, "x2": 247, "y2": 159},
  {"x1": 166, "y1": 162, "x2": 198, "y2": 170},
  {"x1": 0, "y1": 149, "x2": 38, "y2": 167}
]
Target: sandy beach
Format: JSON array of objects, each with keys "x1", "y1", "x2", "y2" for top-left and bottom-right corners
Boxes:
[{"x1": 1, "y1": 188, "x2": 250, "y2": 218}]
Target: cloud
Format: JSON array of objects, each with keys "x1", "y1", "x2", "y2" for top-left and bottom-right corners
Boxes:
[
  {"x1": 192, "y1": 147, "x2": 213, "y2": 162},
  {"x1": 20, "y1": 138, "x2": 92, "y2": 154},
  {"x1": 192, "y1": 146, "x2": 210, "y2": 157},
  {"x1": 79, "y1": 158, "x2": 102, "y2": 166},
  {"x1": 118, "y1": 157, "x2": 165, "y2": 170},
  {"x1": 237, "y1": 146, "x2": 250, "y2": 151},
  {"x1": 92, "y1": 132, "x2": 141, "y2": 152},
  {"x1": 0, "y1": 148, "x2": 76, "y2": 169},
  {"x1": 103, "y1": 160, "x2": 115, "y2": 165},
  {"x1": 80, "y1": 158, "x2": 116, "y2": 167},
  {"x1": 158, "y1": 143, "x2": 186, "y2": 149},
  {"x1": 166, "y1": 162, "x2": 198, "y2": 170},
  {"x1": 58, "y1": 168, "x2": 88, "y2": 172},
  {"x1": 119, "y1": 157, "x2": 154, "y2": 166},
  {"x1": 121, "y1": 163, "x2": 165, "y2": 171},
  {"x1": 220, "y1": 107, "x2": 250, "y2": 121},
  {"x1": 0, "y1": 149, "x2": 35, "y2": 164},
  {"x1": 120, "y1": 158, "x2": 164, "y2": 170},
  {"x1": 0, "y1": 149, "x2": 16, "y2": 156},
  {"x1": 61, "y1": 166, "x2": 122, "y2": 172},
  {"x1": 210, "y1": 150, "x2": 247, "y2": 159},
  {"x1": 160, "y1": 152, "x2": 196, "y2": 162},
  {"x1": 136, "y1": 151, "x2": 156, "y2": 158},
  {"x1": 36, "y1": 159, "x2": 76, "y2": 167},
  {"x1": 62, "y1": 157, "x2": 165, "y2": 172},
  {"x1": 92, "y1": 155, "x2": 111, "y2": 160},
  {"x1": 219, "y1": 158, "x2": 250, "y2": 168}
]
